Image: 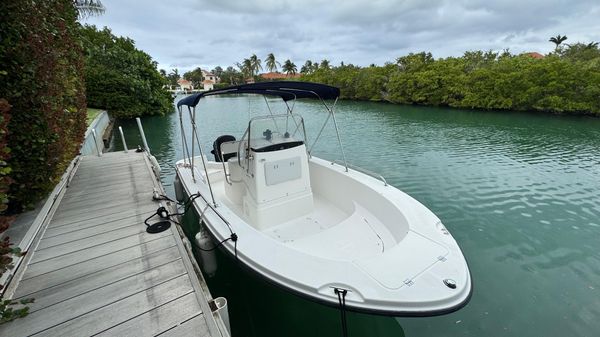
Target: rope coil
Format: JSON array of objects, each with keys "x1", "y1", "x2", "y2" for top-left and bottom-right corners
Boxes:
[{"x1": 146, "y1": 191, "x2": 239, "y2": 257}]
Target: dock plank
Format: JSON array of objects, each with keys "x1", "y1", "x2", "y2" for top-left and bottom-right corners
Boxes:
[
  {"x1": 42, "y1": 212, "x2": 153, "y2": 242},
  {"x1": 65, "y1": 173, "x2": 152, "y2": 193},
  {"x1": 61, "y1": 175, "x2": 153, "y2": 198},
  {"x1": 69, "y1": 160, "x2": 147, "y2": 177},
  {"x1": 23, "y1": 249, "x2": 182, "y2": 312},
  {"x1": 59, "y1": 189, "x2": 154, "y2": 209},
  {"x1": 61, "y1": 178, "x2": 156, "y2": 202},
  {"x1": 97, "y1": 293, "x2": 206, "y2": 337},
  {"x1": 46, "y1": 205, "x2": 157, "y2": 233},
  {"x1": 29, "y1": 225, "x2": 172, "y2": 265},
  {"x1": 35, "y1": 277, "x2": 194, "y2": 337},
  {"x1": 43, "y1": 207, "x2": 157, "y2": 238},
  {"x1": 68, "y1": 166, "x2": 149, "y2": 185},
  {"x1": 15, "y1": 235, "x2": 177, "y2": 298},
  {"x1": 36, "y1": 276, "x2": 196, "y2": 336},
  {"x1": 36, "y1": 222, "x2": 151, "y2": 253},
  {"x1": 0, "y1": 265, "x2": 189, "y2": 336},
  {"x1": 50, "y1": 193, "x2": 154, "y2": 222},
  {"x1": 159, "y1": 313, "x2": 210, "y2": 337}
]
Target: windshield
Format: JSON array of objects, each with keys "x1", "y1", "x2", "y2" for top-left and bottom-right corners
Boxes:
[{"x1": 246, "y1": 114, "x2": 307, "y2": 152}]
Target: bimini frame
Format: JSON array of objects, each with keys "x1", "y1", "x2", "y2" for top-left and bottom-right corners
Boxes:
[{"x1": 176, "y1": 81, "x2": 346, "y2": 208}]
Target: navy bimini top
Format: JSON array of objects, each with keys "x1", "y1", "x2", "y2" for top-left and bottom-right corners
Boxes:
[{"x1": 177, "y1": 81, "x2": 340, "y2": 108}]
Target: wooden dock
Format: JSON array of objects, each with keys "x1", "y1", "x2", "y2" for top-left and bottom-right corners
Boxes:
[{"x1": 0, "y1": 152, "x2": 228, "y2": 336}]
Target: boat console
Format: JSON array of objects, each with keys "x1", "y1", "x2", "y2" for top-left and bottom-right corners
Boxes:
[{"x1": 217, "y1": 115, "x2": 314, "y2": 230}]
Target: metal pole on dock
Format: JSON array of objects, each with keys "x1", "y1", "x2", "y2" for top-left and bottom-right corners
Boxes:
[
  {"x1": 91, "y1": 128, "x2": 102, "y2": 157},
  {"x1": 135, "y1": 117, "x2": 150, "y2": 154},
  {"x1": 118, "y1": 126, "x2": 128, "y2": 153}
]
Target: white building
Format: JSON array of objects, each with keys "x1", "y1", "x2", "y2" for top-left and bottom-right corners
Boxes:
[
  {"x1": 177, "y1": 79, "x2": 193, "y2": 91},
  {"x1": 202, "y1": 79, "x2": 214, "y2": 91}
]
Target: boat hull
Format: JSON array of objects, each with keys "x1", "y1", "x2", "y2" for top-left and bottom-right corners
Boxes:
[{"x1": 175, "y1": 156, "x2": 472, "y2": 316}]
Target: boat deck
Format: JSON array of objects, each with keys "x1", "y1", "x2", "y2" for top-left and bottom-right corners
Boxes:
[
  {"x1": 203, "y1": 161, "x2": 396, "y2": 261},
  {"x1": 0, "y1": 152, "x2": 225, "y2": 336}
]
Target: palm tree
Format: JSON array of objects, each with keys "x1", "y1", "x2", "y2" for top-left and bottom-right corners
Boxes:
[
  {"x1": 586, "y1": 41, "x2": 599, "y2": 49},
  {"x1": 265, "y1": 53, "x2": 281, "y2": 72},
  {"x1": 319, "y1": 59, "x2": 330, "y2": 70},
  {"x1": 549, "y1": 35, "x2": 568, "y2": 52},
  {"x1": 282, "y1": 59, "x2": 297, "y2": 75},
  {"x1": 168, "y1": 68, "x2": 180, "y2": 86},
  {"x1": 75, "y1": 0, "x2": 105, "y2": 18},
  {"x1": 312, "y1": 61, "x2": 319, "y2": 72},
  {"x1": 249, "y1": 54, "x2": 262, "y2": 76},
  {"x1": 300, "y1": 60, "x2": 313, "y2": 74},
  {"x1": 236, "y1": 59, "x2": 253, "y2": 78}
]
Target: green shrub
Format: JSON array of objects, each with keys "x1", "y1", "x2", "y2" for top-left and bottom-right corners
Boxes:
[
  {"x1": 0, "y1": 0, "x2": 87, "y2": 212},
  {"x1": 213, "y1": 83, "x2": 232, "y2": 90},
  {"x1": 81, "y1": 26, "x2": 172, "y2": 118},
  {"x1": 1, "y1": 0, "x2": 84, "y2": 322}
]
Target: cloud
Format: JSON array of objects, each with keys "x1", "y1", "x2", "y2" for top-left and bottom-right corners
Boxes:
[{"x1": 87, "y1": 0, "x2": 600, "y2": 72}]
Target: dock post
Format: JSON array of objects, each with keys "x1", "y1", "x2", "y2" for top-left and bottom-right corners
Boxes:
[
  {"x1": 91, "y1": 128, "x2": 102, "y2": 157},
  {"x1": 118, "y1": 126, "x2": 128, "y2": 153},
  {"x1": 135, "y1": 117, "x2": 150, "y2": 154}
]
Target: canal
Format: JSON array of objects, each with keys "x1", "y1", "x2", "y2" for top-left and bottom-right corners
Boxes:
[{"x1": 113, "y1": 96, "x2": 600, "y2": 337}]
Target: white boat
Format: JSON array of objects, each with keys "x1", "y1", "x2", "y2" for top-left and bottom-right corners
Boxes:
[{"x1": 174, "y1": 82, "x2": 472, "y2": 316}]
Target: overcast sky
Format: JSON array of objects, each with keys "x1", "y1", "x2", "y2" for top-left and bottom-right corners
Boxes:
[{"x1": 86, "y1": 0, "x2": 600, "y2": 73}]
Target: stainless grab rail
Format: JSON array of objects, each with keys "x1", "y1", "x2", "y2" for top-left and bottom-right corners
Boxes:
[
  {"x1": 195, "y1": 190, "x2": 235, "y2": 234},
  {"x1": 136, "y1": 117, "x2": 150, "y2": 154},
  {"x1": 91, "y1": 129, "x2": 102, "y2": 157},
  {"x1": 331, "y1": 160, "x2": 388, "y2": 186},
  {"x1": 118, "y1": 126, "x2": 128, "y2": 153}
]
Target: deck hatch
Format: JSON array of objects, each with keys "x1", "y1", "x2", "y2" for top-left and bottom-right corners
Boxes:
[{"x1": 264, "y1": 156, "x2": 302, "y2": 186}]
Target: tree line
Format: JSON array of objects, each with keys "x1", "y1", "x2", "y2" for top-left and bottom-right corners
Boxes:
[
  {"x1": 302, "y1": 42, "x2": 600, "y2": 115},
  {"x1": 168, "y1": 53, "x2": 308, "y2": 88},
  {"x1": 169, "y1": 41, "x2": 600, "y2": 116}
]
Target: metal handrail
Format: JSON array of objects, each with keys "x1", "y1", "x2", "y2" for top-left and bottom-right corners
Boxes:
[
  {"x1": 135, "y1": 117, "x2": 150, "y2": 154},
  {"x1": 195, "y1": 190, "x2": 234, "y2": 234},
  {"x1": 118, "y1": 126, "x2": 128, "y2": 153},
  {"x1": 91, "y1": 129, "x2": 102, "y2": 157},
  {"x1": 331, "y1": 160, "x2": 388, "y2": 186},
  {"x1": 219, "y1": 151, "x2": 232, "y2": 185}
]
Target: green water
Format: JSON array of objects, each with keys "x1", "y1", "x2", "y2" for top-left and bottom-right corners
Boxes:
[{"x1": 113, "y1": 96, "x2": 600, "y2": 337}]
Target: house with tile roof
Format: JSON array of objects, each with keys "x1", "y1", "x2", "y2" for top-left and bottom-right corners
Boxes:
[
  {"x1": 260, "y1": 72, "x2": 302, "y2": 80},
  {"x1": 523, "y1": 52, "x2": 545, "y2": 59},
  {"x1": 177, "y1": 78, "x2": 193, "y2": 91}
]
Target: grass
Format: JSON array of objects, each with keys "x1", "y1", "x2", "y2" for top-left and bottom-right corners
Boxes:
[{"x1": 86, "y1": 108, "x2": 103, "y2": 126}]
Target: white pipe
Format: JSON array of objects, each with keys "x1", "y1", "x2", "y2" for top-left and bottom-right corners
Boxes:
[
  {"x1": 328, "y1": 98, "x2": 348, "y2": 172},
  {"x1": 118, "y1": 126, "x2": 128, "y2": 153},
  {"x1": 91, "y1": 129, "x2": 102, "y2": 157},
  {"x1": 135, "y1": 117, "x2": 150, "y2": 154},
  {"x1": 212, "y1": 297, "x2": 231, "y2": 335}
]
